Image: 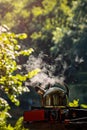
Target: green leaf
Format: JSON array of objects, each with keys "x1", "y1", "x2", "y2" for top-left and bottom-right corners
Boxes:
[
  {"x1": 18, "y1": 48, "x2": 34, "y2": 56},
  {"x1": 81, "y1": 104, "x2": 87, "y2": 109},
  {"x1": 16, "y1": 33, "x2": 27, "y2": 39},
  {"x1": 69, "y1": 99, "x2": 79, "y2": 107},
  {"x1": 26, "y1": 68, "x2": 41, "y2": 79}
]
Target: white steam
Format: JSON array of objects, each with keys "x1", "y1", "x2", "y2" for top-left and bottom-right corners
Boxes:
[{"x1": 25, "y1": 52, "x2": 65, "y2": 88}]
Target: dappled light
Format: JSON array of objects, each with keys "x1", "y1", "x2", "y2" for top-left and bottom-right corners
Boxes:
[{"x1": 0, "y1": 0, "x2": 87, "y2": 130}]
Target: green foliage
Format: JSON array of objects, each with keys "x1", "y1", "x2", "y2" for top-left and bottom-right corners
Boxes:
[
  {"x1": 14, "y1": 117, "x2": 28, "y2": 130},
  {"x1": 0, "y1": 32, "x2": 40, "y2": 104},
  {"x1": 52, "y1": 27, "x2": 67, "y2": 44},
  {"x1": 81, "y1": 104, "x2": 87, "y2": 109},
  {"x1": 0, "y1": 31, "x2": 40, "y2": 129},
  {"x1": 31, "y1": 32, "x2": 42, "y2": 40},
  {"x1": 0, "y1": 0, "x2": 87, "y2": 128},
  {"x1": 26, "y1": 68, "x2": 41, "y2": 78},
  {"x1": 42, "y1": 0, "x2": 56, "y2": 14},
  {"x1": 0, "y1": 0, "x2": 86, "y2": 89},
  {"x1": 18, "y1": 48, "x2": 34, "y2": 56},
  {"x1": 0, "y1": 98, "x2": 13, "y2": 130},
  {"x1": 69, "y1": 99, "x2": 87, "y2": 109},
  {"x1": 32, "y1": 6, "x2": 43, "y2": 17},
  {"x1": 0, "y1": 116, "x2": 28, "y2": 130},
  {"x1": 69, "y1": 99, "x2": 79, "y2": 107}
]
